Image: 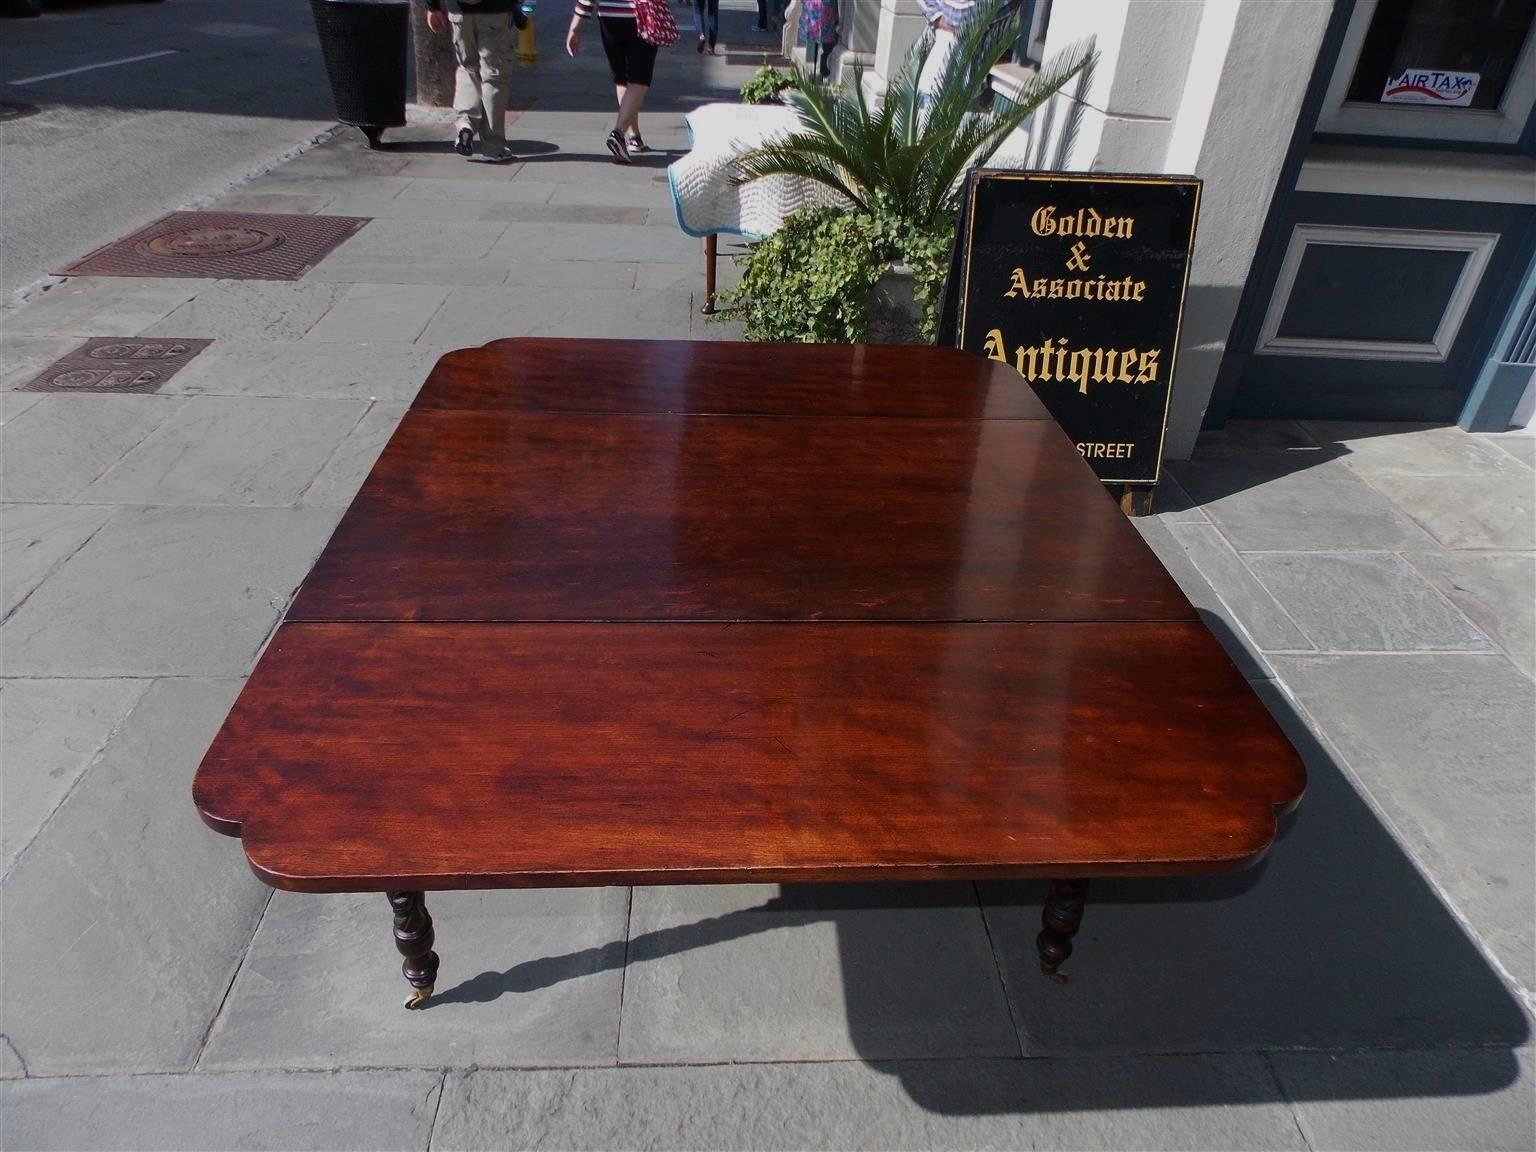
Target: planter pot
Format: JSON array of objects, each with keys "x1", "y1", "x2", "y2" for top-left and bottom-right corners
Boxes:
[
  {"x1": 866, "y1": 262, "x2": 924, "y2": 344},
  {"x1": 310, "y1": 0, "x2": 409, "y2": 148}
]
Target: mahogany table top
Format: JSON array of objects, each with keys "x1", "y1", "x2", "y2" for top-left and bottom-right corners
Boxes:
[{"x1": 194, "y1": 339, "x2": 1304, "y2": 893}]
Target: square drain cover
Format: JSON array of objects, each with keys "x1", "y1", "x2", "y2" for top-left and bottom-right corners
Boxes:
[
  {"x1": 19, "y1": 337, "x2": 213, "y2": 394},
  {"x1": 58, "y1": 212, "x2": 368, "y2": 281}
]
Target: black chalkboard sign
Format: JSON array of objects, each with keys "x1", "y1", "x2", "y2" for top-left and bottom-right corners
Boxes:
[{"x1": 944, "y1": 170, "x2": 1201, "y2": 486}]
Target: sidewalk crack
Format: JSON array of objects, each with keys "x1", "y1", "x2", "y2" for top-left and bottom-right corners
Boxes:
[
  {"x1": 1259, "y1": 1050, "x2": 1316, "y2": 1151},
  {"x1": 0, "y1": 1033, "x2": 31, "y2": 1079},
  {"x1": 975, "y1": 881, "x2": 1027, "y2": 1059},
  {"x1": 191, "y1": 886, "x2": 274, "y2": 1071},
  {"x1": 613, "y1": 886, "x2": 635, "y2": 1063}
]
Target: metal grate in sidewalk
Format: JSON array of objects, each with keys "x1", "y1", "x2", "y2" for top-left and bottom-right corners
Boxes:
[
  {"x1": 57, "y1": 212, "x2": 370, "y2": 281},
  {"x1": 19, "y1": 337, "x2": 213, "y2": 394}
]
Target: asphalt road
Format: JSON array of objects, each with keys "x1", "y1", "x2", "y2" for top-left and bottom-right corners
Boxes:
[{"x1": 0, "y1": 0, "x2": 338, "y2": 299}]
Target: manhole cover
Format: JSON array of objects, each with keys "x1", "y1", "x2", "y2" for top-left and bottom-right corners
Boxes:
[
  {"x1": 143, "y1": 226, "x2": 282, "y2": 258},
  {"x1": 20, "y1": 337, "x2": 214, "y2": 394},
  {"x1": 0, "y1": 103, "x2": 40, "y2": 123},
  {"x1": 58, "y1": 212, "x2": 369, "y2": 281}
]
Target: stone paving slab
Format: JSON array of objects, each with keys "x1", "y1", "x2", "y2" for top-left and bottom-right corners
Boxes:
[
  {"x1": 1480, "y1": 432, "x2": 1536, "y2": 468},
  {"x1": 396, "y1": 177, "x2": 557, "y2": 205},
  {"x1": 3, "y1": 278, "x2": 211, "y2": 337},
  {"x1": 1271, "y1": 653, "x2": 1536, "y2": 993},
  {"x1": 198, "y1": 888, "x2": 629, "y2": 1071},
  {"x1": 482, "y1": 203, "x2": 652, "y2": 226},
  {"x1": 1, "y1": 506, "x2": 340, "y2": 677},
  {"x1": 981, "y1": 679, "x2": 1532, "y2": 1057},
  {"x1": 300, "y1": 402, "x2": 409, "y2": 509},
  {"x1": 302, "y1": 283, "x2": 450, "y2": 344},
  {"x1": 0, "y1": 678, "x2": 266, "y2": 1075},
  {"x1": 163, "y1": 340, "x2": 436, "y2": 403},
  {"x1": 304, "y1": 254, "x2": 516, "y2": 287},
  {"x1": 0, "y1": 392, "x2": 42, "y2": 422},
  {"x1": 1403, "y1": 550, "x2": 1536, "y2": 679},
  {"x1": 1164, "y1": 522, "x2": 1314, "y2": 652},
  {"x1": 1133, "y1": 518, "x2": 1274, "y2": 678},
  {"x1": 485, "y1": 221, "x2": 701, "y2": 265},
  {"x1": 0, "y1": 334, "x2": 83, "y2": 389},
  {"x1": 0, "y1": 677, "x2": 146, "y2": 873},
  {"x1": 1, "y1": 1069, "x2": 443, "y2": 1151},
  {"x1": 417, "y1": 285, "x2": 695, "y2": 346},
  {"x1": 213, "y1": 190, "x2": 331, "y2": 216},
  {"x1": 393, "y1": 156, "x2": 528, "y2": 182},
  {"x1": 238, "y1": 174, "x2": 415, "y2": 202},
  {"x1": 501, "y1": 259, "x2": 642, "y2": 289},
  {"x1": 311, "y1": 195, "x2": 462, "y2": 222},
  {"x1": 1304, "y1": 421, "x2": 1520, "y2": 477},
  {"x1": 2, "y1": 395, "x2": 184, "y2": 502},
  {"x1": 618, "y1": 884, "x2": 1018, "y2": 1064},
  {"x1": 547, "y1": 179, "x2": 679, "y2": 211},
  {"x1": 1170, "y1": 456, "x2": 1435, "y2": 551},
  {"x1": 1196, "y1": 419, "x2": 1319, "y2": 453},
  {"x1": 1, "y1": 1036, "x2": 23, "y2": 1079},
  {"x1": 1270, "y1": 1047, "x2": 1535, "y2": 1152},
  {"x1": 333, "y1": 218, "x2": 510, "y2": 262},
  {"x1": 1365, "y1": 471, "x2": 1536, "y2": 551},
  {"x1": 78, "y1": 396, "x2": 368, "y2": 507},
  {"x1": 433, "y1": 1055, "x2": 1309, "y2": 1151},
  {"x1": 1245, "y1": 552, "x2": 1493, "y2": 652},
  {"x1": 141, "y1": 281, "x2": 350, "y2": 344},
  {"x1": 1, "y1": 502, "x2": 114, "y2": 618}
]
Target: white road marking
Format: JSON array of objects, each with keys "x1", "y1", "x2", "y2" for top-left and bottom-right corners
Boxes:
[{"x1": 8, "y1": 49, "x2": 182, "y2": 87}]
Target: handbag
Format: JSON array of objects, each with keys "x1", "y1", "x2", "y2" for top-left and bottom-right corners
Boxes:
[{"x1": 635, "y1": 0, "x2": 680, "y2": 47}]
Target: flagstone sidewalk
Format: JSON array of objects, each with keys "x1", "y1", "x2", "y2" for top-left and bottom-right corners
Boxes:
[{"x1": 3, "y1": 5, "x2": 1534, "y2": 1149}]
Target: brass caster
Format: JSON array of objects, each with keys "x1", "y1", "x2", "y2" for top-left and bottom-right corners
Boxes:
[{"x1": 403, "y1": 984, "x2": 433, "y2": 1009}]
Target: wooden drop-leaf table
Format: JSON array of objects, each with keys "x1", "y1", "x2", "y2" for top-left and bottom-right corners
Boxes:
[{"x1": 193, "y1": 339, "x2": 1304, "y2": 1008}]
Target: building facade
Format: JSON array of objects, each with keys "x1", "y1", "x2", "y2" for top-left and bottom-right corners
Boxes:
[{"x1": 799, "y1": 0, "x2": 1536, "y2": 455}]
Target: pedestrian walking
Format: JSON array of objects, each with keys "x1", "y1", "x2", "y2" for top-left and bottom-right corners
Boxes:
[
  {"x1": 424, "y1": 0, "x2": 527, "y2": 163},
  {"x1": 566, "y1": 0, "x2": 660, "y2": 165},
  {"x1": 752, "y1": 0, "x2": 785, "y2": 33},
  {"x1": 693, "y1": 0, "x2": 719, "y2": 55},
  {"x1": 797, "y1": 0, "x2": 838, "y2": 80}
]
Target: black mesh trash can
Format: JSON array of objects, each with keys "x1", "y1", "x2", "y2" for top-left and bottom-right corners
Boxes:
[{"x1": 310, "y1": 0, "x2": 409, "y2": 149}]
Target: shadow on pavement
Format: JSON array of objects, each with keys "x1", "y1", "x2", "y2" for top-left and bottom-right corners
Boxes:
[{"x1": 431, "y1": 658, "x2": 1529, "y2": 1108}]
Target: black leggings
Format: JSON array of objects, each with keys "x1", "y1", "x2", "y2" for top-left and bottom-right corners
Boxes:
[{"x1": 598, "y1": 17, "x2": 657, "y2": 88}]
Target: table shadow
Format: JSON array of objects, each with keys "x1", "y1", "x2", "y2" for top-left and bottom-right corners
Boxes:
[{"x1": 431, "y1": 670, "x2": 1528, "y2": 1110}]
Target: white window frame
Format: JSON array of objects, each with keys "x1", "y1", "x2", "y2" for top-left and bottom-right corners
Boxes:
[
  {"x1": 1256, "y1": 224, "x2": 1500, "y2": 361},
  {"x1": 1316, "y1": 0, "x2": 1536, "y2": 144}
]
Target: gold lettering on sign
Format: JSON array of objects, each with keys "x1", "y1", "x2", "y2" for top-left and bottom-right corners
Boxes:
[
  {"x1": 1065, "y1": 242, "x2": 1091, "y2": 272},
  {"x1": 1076, "y1": 442, "x2": 1136, "y2": 460},
  {"x1": 1004, "y1": 270, "x2": 1148, "y2": 302},
  {"x1": 984, "y1": 330, "x2": 1162, "y2": 396},
  {"x1": 1030, "y1": 205, "x2": 1136, "y2": 239}
]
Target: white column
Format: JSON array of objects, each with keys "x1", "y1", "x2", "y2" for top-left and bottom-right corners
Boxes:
[{"x1": 869, "y1": 0, "x2": 927, "y2": 98}]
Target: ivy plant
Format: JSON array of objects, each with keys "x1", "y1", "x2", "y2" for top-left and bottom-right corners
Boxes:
[
  {"x1": 739, "y1": 66, "x2": 794, "y2": 106},
  {"x1": 717, "y1": 204, "x2": 953, "y2": 343}
]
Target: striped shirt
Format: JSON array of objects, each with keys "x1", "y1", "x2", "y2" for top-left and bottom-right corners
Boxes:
[
  {"x1": 917, "y1": 0, "x2": 979, "y2": 27},
  {"x1": 574, "y1": 0, "x2": 638, "y2": 17}
]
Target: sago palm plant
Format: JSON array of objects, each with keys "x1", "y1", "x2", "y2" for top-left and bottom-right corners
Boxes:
[{"x1": 731, "y1": 0, "x2": 1094, "y2": 232}]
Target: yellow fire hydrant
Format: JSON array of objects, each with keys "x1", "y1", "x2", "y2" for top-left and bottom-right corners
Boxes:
[{"x1": 516, "y1": 3, "x2": 538, "y2": 67}]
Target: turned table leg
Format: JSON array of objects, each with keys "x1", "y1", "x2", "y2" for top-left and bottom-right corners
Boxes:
[
  {"x1": 1037, "y1": 879, "x2": 1089, "y2": 984},
  {"x1": 387, "y1": 891, "x2": 439, "y2": 1009},
  {"x1": 700, "y1": 233, "x2": 719, "y2": 316}
]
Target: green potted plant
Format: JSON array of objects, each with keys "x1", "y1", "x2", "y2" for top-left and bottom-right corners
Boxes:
[
  {"x1": 740, "y1": 65, "x2": 795, "y2": 106},
  {"x1": 722, "y1": 0, "x2": 1092, "y2": 342}
]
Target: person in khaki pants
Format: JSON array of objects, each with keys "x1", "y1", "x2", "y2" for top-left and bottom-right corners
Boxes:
[{"x1": 424, "y1": 0, "x2": 525, "y2": 163}]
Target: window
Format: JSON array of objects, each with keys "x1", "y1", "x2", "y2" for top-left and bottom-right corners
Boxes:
[
  {"x1": 1317, "y1": 0, "x2": 1536, "y2": 143},
  {"x1": 1345, "y1": 0, "x2": 1536, "y2": 111},
  {"x1": 1013, "y1": 0, "x2": 1052, "y2": 70}
]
